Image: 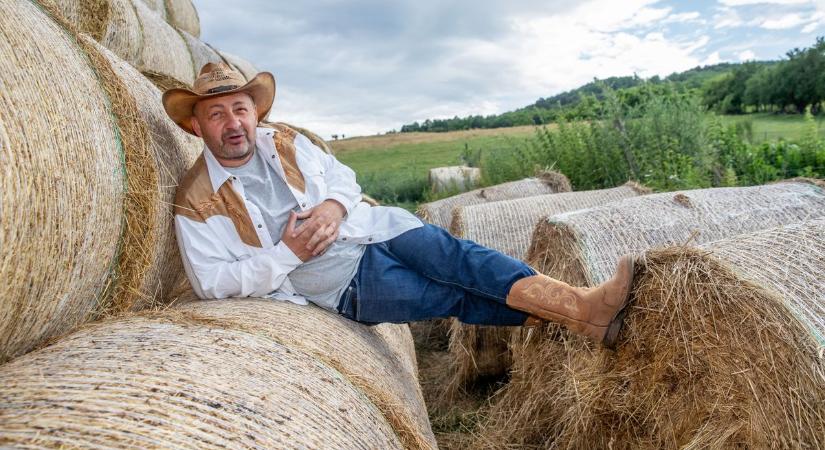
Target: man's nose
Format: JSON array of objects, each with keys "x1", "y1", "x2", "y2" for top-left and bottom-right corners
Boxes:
[{"x1": 225, "y1": 113, "x2": 242, "y2": 129}]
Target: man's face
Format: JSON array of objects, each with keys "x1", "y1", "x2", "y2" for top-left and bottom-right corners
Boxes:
[{"x1": 191, "y1": 92, "x2": 258, "y2": 166}]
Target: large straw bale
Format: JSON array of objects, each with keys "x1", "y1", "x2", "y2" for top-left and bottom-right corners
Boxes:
[
  {"x1": 53, "y1": 0, "x2": 143, "y2": 63},
  {"x1": 429, "y1": 165, "x2": 481, "y2": 194},
  {"x1": 138, "y1": 0, "x2": 166, "y2": 20},
  {"x1": 446, "y1": 182, "x2": 651, "y2": 391},
  {"x1": 219, "y1": 50, "x2": 260, "y2": 81},
  {"x1": 179, "y1": 29, "x2": 223, "y2": 76},
  {"x1": 0, "y1": 0, "x2": 124, "y2": 362},
  {"x1": 417, "y1": 171, "x2": 572, "y2": 229},
  {"x1": 527, "y1": 180, "x2": 825, "y2": 285},
  {"x1": 547, "y1": 219, "x2": 825, "y2": 449},
  {"x1": 165, "y1": 0, "x2": 199, "y2": 37},
  {"x1": 475, "y1": 180, "x2": 825, "y2": 449},
  {"x1": 82, "y1": 36, "x2": 201, "y2": 310},
  {"x1": 0, "y1": 311, "x2": 407, "y2": 448},
  {"x1": 174, "y1": 299, "x2": 436, "y2": 450},
  {"x1": 131, "y1": 0, "x2": 195, "y2": 85}
]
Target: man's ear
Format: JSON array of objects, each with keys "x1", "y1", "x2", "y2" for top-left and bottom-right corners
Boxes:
[{"x1": 190, "y1": 116, "x2": 202, "y2": 137}]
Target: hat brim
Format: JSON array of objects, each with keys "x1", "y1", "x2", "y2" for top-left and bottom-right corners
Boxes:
[{"x1": 162, "y1": 71, "x2": 276, "y2": 135}]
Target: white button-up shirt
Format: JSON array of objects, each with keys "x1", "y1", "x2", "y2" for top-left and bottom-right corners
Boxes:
[{"x1": 174, "y1": 127, "x2": 423, "y2": 302}]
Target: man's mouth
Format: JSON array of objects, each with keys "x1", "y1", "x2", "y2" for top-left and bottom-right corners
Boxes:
[{"x1": 225, "y1": 133, "x2": 246, "y2": 146}]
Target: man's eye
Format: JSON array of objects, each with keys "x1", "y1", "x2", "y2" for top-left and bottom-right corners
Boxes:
[
  {"x1": 210, "y1": 112, "x2": 222, "y2": 120},
  {"x1": 236, "y1": 108, "x2": 248, "y2": 113}
]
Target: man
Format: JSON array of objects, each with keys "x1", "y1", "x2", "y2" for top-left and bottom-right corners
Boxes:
[{"x1": 164, "y1": 63, "x2": 635, "y2": 348}]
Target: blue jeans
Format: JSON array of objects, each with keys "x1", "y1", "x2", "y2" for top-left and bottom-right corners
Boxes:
[{"x1": 337, "y1": 224, "x2": 534, "y2": 325}]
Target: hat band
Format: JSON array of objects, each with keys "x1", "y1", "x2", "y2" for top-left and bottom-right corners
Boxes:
[{"x1": 206, "y1": 85, "x2": 241, "y2": 94}]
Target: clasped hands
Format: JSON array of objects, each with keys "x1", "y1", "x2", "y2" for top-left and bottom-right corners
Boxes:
[{"x1": 281, "y1": 200, "x2": 346, "y2": 261}]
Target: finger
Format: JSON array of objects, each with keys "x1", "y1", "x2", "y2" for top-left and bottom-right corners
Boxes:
[
  {"x1": 285, "y1": 211, "x2": 297, "y2": 235},
  {"x1": 305, "y1": 226, "x2": 330, "y2": 250},
  {"x1": 293, "y1": 216, "x2": 321, "y2": 239},
  {"x1": 313, "y1": 226, "x2": 339, "y2": 256},
  {"x1": 295, "y1": 208, "x2": 314, "y2": 219}
]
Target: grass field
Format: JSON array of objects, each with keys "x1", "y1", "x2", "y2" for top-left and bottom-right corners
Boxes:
[{"x1": 334, "y1": 113, "x2": 821, "y2": 208}]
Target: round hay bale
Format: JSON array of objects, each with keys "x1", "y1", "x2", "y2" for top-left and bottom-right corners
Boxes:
[
  {"x1": 218, "y1": 49, "x2": 259, "y2": 81},
  {"x1": 81, "y1": 35, "x2": 201, "y2": 310},
  {"x1": 165, "y1": 0, "x2": 199, "y2": 37},
  {"x1": 178, "y1": 29, "x2": 223, "y2": 76},
  {"x1": 474, "y1": 180, "x2": 825, "y2": 449},
  {"x1": 445, "y1": 182, "x2": 650, "y2": 393},
  {"x1": 138, "y1": 0, "x2": 166, "y2": 20},
  {"x1": 417, "y1": 171, "x2": 572, "y2": 229},
  {"x1": 0, "y1": 313, "x2": 406, "y2": 448},
  {"x1": 428, "y1": 166, "x2": 481, "y2": 194},
  {"x1": 527, "y1": 180, "x2": 825, "y2": 285},
  {"x1": 551, "y1": 219, "x2": 825, "y2": 449},
  {"x1": 0, "y1": 0, "x2": 125, "y2": 363},
  {"x1": 131, "y1": 0, "x2": 195, "y2": 85},
  {"x1": 53, "y1": 0, "x2": 143, "y2": 64},
  {"x1": 173, "y1": 299, "x2": 437, "y2": 450}
]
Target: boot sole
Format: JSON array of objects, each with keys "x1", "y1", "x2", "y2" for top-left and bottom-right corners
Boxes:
[{"x1": 603, "y1": 256, "x2": 636, "y2": 349}]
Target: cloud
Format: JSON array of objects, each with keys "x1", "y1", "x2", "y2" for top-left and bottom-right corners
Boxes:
[
  {"x1": 738, "y1": 49, "x2": 756, "y2": 60},
  {"x1": 192, "y1": 0, "x2": 822, "y2": 137},
  {"x1": 718, "y1": 0, "x2": 810, "y2": 5},
  {"x1": 759, "y1": 13, "x2": 808, "y2": 28}
]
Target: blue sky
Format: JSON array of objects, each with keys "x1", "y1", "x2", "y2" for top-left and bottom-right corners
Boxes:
[{"x1": 193, "y1": 0, "x2": 824, "y2": 138}]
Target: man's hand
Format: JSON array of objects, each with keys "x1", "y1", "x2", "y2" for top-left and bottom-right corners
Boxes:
[{"x1": 281, "y1": 200, "x2": 346, "y2": 261}]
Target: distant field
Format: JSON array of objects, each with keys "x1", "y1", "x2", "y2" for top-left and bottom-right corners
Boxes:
[
  {"x1": 720, "y1": 113, "x2": 825, "y2": 142},
  {"x1": 333, "y1": 113, "x2": 820, "y2": 209}
]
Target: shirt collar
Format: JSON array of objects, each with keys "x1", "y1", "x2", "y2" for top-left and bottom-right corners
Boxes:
[{"x1": 202, "y1": 127, "x2": 279, "y2": 192}]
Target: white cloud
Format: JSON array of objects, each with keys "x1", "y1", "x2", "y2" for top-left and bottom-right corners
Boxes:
[
  {"x1": 802, "y1": 21, "x2": 821, "y2": 31},
  {"x1": 702, "y1": 51, "x2": 722, "y2": 65},
  {"x1": 760, "y1": 13, "x2": 808, "y2": 28},
  {"x1": 719, "y1": 0, "x2": 810, "y2": 5},
  {"x1": 738, "y1": 49, "x2": 756, "y2": 60},
  {"x1": 662, "y1": 11, "x2": 702, "y2": 23}
]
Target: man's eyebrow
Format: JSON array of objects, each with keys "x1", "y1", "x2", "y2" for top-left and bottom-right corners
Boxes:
[{"x1": 205, "y1": 103, "x2": 226, "y2": 111}]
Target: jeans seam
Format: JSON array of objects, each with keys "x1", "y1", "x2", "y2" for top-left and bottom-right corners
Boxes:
[{"x1": 425, "y1": 274, "x2": 506, "y2": 302}]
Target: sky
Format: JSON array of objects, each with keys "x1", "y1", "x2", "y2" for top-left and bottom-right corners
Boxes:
[{"x1": 193, "y1": 0, "x2": 824, "y2": 138}]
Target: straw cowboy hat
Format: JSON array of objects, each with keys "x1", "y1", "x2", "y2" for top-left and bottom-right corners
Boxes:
[{"x1": 162, "y1": 62, "x2": 275, "y2": 135}]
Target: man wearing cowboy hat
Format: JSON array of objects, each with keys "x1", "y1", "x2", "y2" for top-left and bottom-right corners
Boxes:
[{"x1": 164, "y1": 63, "x2": 636, "y2": 347}]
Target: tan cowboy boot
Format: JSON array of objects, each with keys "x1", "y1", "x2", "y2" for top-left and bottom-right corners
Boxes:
[{"x1": 507, "y1": 255, "x2": 636, "y2": 348}]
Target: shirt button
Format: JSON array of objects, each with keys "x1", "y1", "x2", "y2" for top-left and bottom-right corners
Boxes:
[
  {"x1": 368, "y1": 237, "x2": 373, "y2": 242},
  {"x1": 257, "y1": 224, "x2": 262, "y2": 228},
  {"x1": 271, "y1": 154, "x2": 275, "y2": 158},
  {"x1": 342, "y1": 237, "x2": 347, "y2": 241},
  {"x1": 301, "y1": 203, "x2": 307, "y2": 208}
]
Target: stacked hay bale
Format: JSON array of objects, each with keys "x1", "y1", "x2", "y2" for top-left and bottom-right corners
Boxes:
[
  {"x1": 165, "y1": 0, "x2": 199, "y2": 36},
  {"x1": 219, "y1": 49, "x2": 260, "y2": 81},
  {"x1": 0, "y1": 0, "x2": 125, "y2": 363},
  {"x1": 428, "y1": 166, "x2": 481, "y2": 194},
  {"x1": 179, "y1": 29, "x2": 225, "y2": 76},
  {"x1": 54, "y1": 0, "x2": 206, "y2": 87},
  {"x1": 82, "y1": 36, "x2": 201, "y2": 309},
  {"x1": 418, "y1": 171, "x2": 572, "y2": 229},
  {"x1": 521, "y1": 219, "x2": 825, "y2": 449},
  {"x1": 474, "y1": 180, "x2": 825, "y2": 449},
  {"x1": 0, "y1": 299, "x2": 437, "y2": 449},
  {"x1": 446, "y1": 182, "x2": 651, "y2": 391},
  {"x1": 1, "y1": 0, "x2": 201, "y2": 363}
]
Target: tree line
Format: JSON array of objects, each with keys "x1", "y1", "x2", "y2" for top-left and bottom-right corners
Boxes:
[{"x1": 399, "y1": 37, "x2": 824, "y2": 133}]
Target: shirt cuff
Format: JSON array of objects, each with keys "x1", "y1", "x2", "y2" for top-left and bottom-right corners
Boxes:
[
  {"x1": 270, "y1": 240, "x2": 303, "y2": 269},
  {"x1": 325, "y1": 193, "x2": 356, "y2": 217}
]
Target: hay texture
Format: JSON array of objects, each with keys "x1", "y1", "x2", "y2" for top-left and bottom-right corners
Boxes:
[
  {"x1": 263, "y1": 121, "x2": 334, "y2": 155},
  {"x1": 53, "y1": 0, "x2": 143, "y2": 64},
  {"x1": 179, "y1": 29, "x2": 223, "y2": 76},
  {"x1": 446, "y1": 182, "x2": 651, "y2": 391},
  {"x1": 83, "y1": 36, "x2": 201, "y2": 310},
  {"x1": 54, "y1": 0, "x2": 196, "y2": 85},
  {"x1": 165, "y1": 0, "x2": 199, "y2": 37},
  {"x1": 417, "y1": 171, "x2": 572, "y2": 229},
  {"x1": 137, "y1": 0, "x2": 166, "y2": 20},
  {"x1": 527, "y1": 180, "x2": 825, "y2": 286},
  {"x1": 219, "y1": 50, "x2": 259, "y2": 81},
  {"x1": 0, "y1": 0, "x2": 124, "y2": 362},
  {"x1": 475, "y1": 180, "x2": 825, "y2": 449},
  {"x1": 0, "y1": 299, "x2": 437, "y2": 449},
  {"x1": 131, "y1": 0, "x2": 195, "y2": 85},
  {"x1": 543, "y1": 219, "x2": 825, "y2": 449},
  {"x1": 429, "y1": 166, "x2": 481, "y2": 194}
]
